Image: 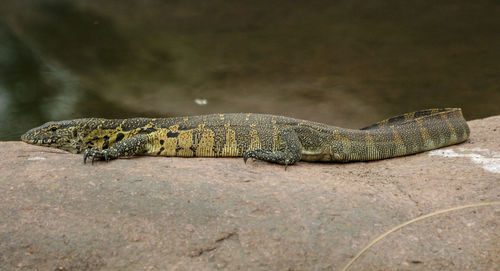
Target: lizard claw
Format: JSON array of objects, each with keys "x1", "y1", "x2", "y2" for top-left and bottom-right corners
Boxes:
[
  {"x1": 83, "y1": 151, "x2": 89, "y2": 164},
  {"x1": 243, "y1": 150, "x2": 256, "y2": 164},
  {"x1": 83, "y1": 147, "x2": 112, "y2": 165}
]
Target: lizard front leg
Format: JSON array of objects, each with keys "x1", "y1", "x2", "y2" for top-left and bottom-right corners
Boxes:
[
  {"x1": 84, "y1": 134, "x2": 149, "y2": 164},
  {"x1": 243, "y1": 128, "x2": 302, "y2": 166}
]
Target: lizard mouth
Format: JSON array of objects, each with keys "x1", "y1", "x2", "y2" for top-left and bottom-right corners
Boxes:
[
  {"x1": 20, "y1": 127, "x2": 55, "y2": 145},
  {"x1": 20, "y1": 131, "x2": 49, "y2": 145},
  {"x1": 21, "y1": 125, "x2": 42, "y2": 144},
  {"x1": 20, "y1": 132, "x2": 33, "y2": 143}
]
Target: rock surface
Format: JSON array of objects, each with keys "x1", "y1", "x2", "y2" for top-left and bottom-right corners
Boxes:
[{"x1": 1, "y1": 116, "x2": 499, "y2": 271}]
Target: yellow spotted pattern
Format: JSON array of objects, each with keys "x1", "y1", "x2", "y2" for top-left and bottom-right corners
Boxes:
[
  {"x1": 222, "y1": 122, "x2": 238, "y2": 156},
  {"x1": 390, "y1": 125, "x2": 406, "y2": 156},
  {"x1": 415, "y1": 118, "x2": 435, "y2": 150}
]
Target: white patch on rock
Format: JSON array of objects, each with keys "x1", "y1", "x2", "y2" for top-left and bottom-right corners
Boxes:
[
  {"x1": 28, "y1": 156, "x2": 46, "y2": 161},
  {"x1": 429, "y1": 147, "x2": 500, "y2": 174}
]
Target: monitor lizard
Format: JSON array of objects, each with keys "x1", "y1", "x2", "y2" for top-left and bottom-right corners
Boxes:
[{"x1": 21, "y1": 108, "x2": 470, "y2": 166}]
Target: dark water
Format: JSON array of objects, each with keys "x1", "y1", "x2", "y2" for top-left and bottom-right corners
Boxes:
[{"x1": 1, "y1": 0, "x2": 499, "y2": 141}]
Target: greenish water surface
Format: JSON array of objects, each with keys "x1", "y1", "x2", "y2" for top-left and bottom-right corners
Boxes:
[{"x1": 1, "y1": 0, "x2": 499, "y2": 141}]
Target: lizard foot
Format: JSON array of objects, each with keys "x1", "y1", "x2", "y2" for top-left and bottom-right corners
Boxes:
[
  {"x1": 243, "y1": 149, "x2": 299, "y2": 167},
  {"x1": 83, "y1": 148, "x2": 111, "y2": 164}
]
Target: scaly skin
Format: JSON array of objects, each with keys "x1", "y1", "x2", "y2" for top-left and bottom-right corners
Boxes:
[{"x1": 21, "y1": 108, "x2": 470, "y2": 165}]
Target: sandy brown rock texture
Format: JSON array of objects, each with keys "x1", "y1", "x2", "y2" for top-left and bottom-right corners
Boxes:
[{"x1": 1, "y1": 116, "x2": 499, "y2": 271}]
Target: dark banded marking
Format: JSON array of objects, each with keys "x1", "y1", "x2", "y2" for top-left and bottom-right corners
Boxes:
[
  {"x1": 167, "y1": 131, "x2": 179, "y2": 138},
  {"x1": 116, "y1": 133, "x2": 125, "y2": 142}
]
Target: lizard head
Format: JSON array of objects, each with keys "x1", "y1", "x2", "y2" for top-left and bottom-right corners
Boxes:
[{"x1": 21, "y1": 120, "x2": 84, "y2": 153}]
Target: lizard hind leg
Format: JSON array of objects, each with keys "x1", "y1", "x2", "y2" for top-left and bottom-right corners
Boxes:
[{"x1": 243, "y1": 128, "x2": 302, "y2": 166}]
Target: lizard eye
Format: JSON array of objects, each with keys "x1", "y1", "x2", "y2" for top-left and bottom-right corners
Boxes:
[{"x1": 50, "y1": 127, "x2": 58, "y2": 132}]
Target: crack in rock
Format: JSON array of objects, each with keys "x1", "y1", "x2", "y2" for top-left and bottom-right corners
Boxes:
[{"x1": 189, "y1": 232, "x2": 238, "y2": 257}]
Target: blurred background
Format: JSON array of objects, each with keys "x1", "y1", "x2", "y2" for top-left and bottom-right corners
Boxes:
[{"x1": 1, "y1": 0, "x2": 499, "y2": 141}]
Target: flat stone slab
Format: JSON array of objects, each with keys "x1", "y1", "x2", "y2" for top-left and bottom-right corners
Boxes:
[{"x1": 1, "y1": 116, "x2": 499, "y2": 270}]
